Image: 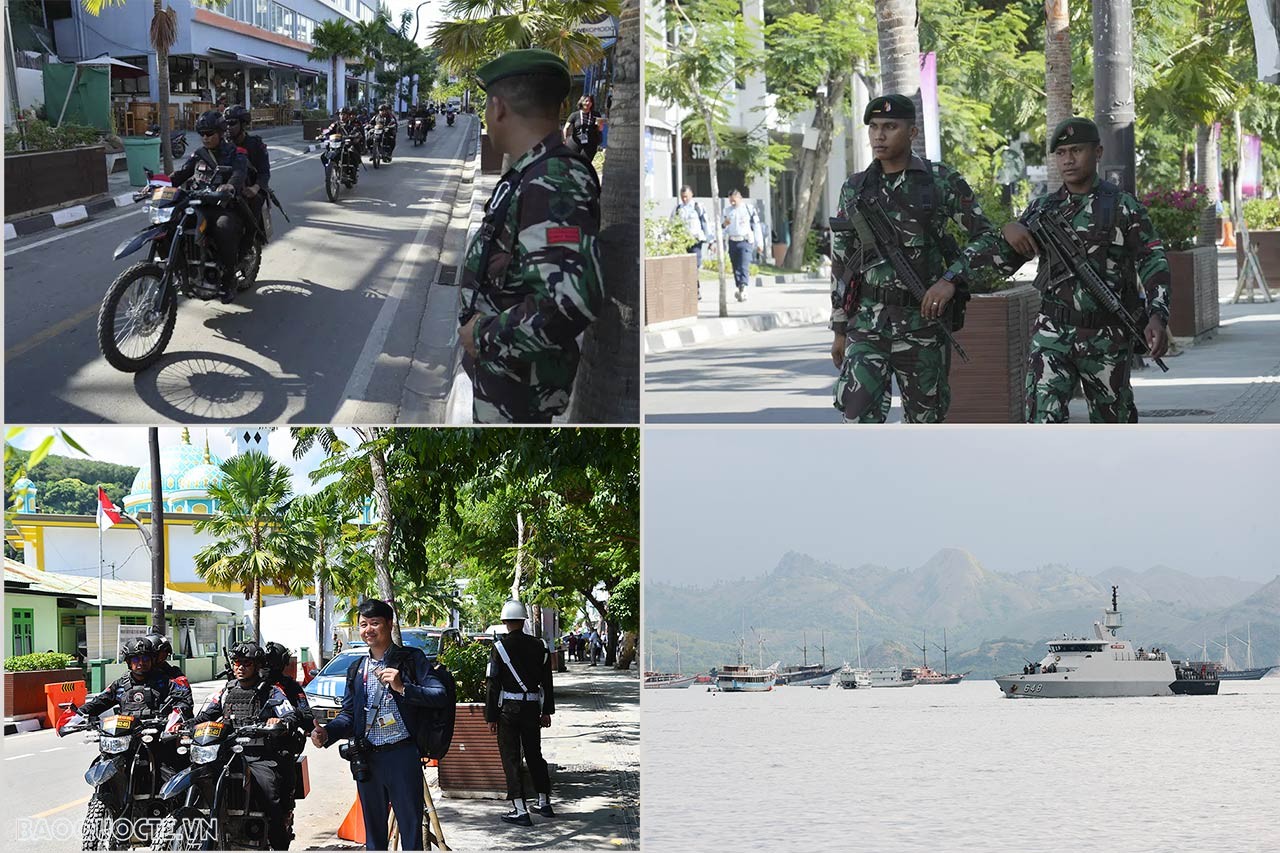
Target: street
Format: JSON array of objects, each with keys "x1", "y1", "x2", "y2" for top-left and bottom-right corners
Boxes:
[
  {"x1": 3, "y1": 116, "x2": 479, "y2": 424},
  {"x1": 645, "y1": 252, "x2": 1280, "y2": 423}
]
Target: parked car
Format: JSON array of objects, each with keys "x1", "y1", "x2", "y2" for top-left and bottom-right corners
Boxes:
[{"x1": 304, "y1": 627, "x2": 459, "y2": 721}]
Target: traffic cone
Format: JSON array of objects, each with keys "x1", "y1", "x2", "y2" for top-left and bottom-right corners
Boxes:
[
  {"x1": 1221, "y1": 218, "x2": 1236, "y2": 248},
  {"x1": 337, "y1": 796, "x2": 366, "y2": 844}
]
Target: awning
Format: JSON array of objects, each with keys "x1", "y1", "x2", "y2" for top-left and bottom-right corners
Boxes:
[
  {"x1": 207, "y1": 48, "x2": 270, "y2": 67},
  {"x1": 76, "y1": 56, "x2": 148, "y2": 79}
]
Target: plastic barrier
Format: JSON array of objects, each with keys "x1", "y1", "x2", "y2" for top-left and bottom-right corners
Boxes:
[{"x1": 44, "y1": 680, "x2": 87, "y2": 729}]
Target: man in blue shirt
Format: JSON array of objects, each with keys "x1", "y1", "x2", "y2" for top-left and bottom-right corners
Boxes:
[{"x1": 311, "y1": 600, "x2": 450, "y2": 850}]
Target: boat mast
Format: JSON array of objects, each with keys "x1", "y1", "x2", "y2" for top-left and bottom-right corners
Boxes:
[
  {"x1": 933, "y1": 629, "x2": 950, "y2": 676},
  {"x1": 820, "y1": 630, "x2": 827, "y2": 669},
  {"x1": 915, "y1": 629, "x2": 928, "y2": 670},
  {"x1": 675, "y1": 634, "x2": 682, "y2": 675},
  {"x1": 855, "y1": 611, "x2": 864, "y2": 669},
  {"x1": 801, "y1": 631, "x2": 808, "y2": 667}
]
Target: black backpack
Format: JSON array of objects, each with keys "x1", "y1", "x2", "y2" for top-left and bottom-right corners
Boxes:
[{"x1": 418, "y1": 661, "x2": 457, "y2": 760}]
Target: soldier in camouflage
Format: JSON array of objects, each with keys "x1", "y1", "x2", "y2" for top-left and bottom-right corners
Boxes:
[
  {"x1": 458, "y1": 49, "x2": 603, "y2": 424},
  {"x1": 954, "y1": 117, "x2": 1170, "y2": 423},
  {"x1": 831, "y1": 93, "x2": 995, "y2": 423}
]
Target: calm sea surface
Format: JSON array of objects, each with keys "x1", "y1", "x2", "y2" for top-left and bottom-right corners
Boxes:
[{"x1": 642, "y1": 678, "x2": 1280, "y2": 852}]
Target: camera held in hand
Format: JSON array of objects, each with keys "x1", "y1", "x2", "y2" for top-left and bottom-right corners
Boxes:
[{"x1": 339, "y1": 738, "x2": 372, "y2": 782}]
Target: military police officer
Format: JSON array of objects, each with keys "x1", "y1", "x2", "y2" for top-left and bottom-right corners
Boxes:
[
  {"x1": 830, "y1": 93, "x2": 995, "y2": 423},
  {"x1": 486, "y1": 600, "x2": 556, "y2": 826},
  {"x1": 458, "y1": 49, "x2": 603, "y2": 423},
  {"x1": 955, "y1": 117, "x2": 1170, "y2": 422}
]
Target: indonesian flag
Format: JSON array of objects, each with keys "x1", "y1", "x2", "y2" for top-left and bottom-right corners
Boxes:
[{"x1": 96, "y1": 488, "x2": 122, "y2": 531}]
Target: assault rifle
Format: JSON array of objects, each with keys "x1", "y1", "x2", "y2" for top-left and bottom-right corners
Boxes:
[
  {"x1": 830, "y1": 195, "x2": 969, "y2": 363},
  {"x1": 1023, "y1": 206, "x2": 1168, "y2": 372}
]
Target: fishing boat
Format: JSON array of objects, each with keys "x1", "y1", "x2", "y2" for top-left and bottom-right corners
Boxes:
[
  {"x1": 714, "y1": 634, "x2": 777, "y2": 692},
  {"x1": 643, "y1": 637, "x2": 696, "y2": 688},
  {"x1": 1212, "y1": 624, "x2": 1277, "y2": 680},
  {"x1": 833, "y1": 665, "x2": 871, "y2": 688},
  {"x1": 775, "y1": 631, "x2": 839, "y2": 686},
  {"x1": 903, "y1": 629, "x2": 969, "y2": 684}
]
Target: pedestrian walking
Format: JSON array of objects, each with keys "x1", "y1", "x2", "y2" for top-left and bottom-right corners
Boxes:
[
  {"x1": 673, "y1": 185, "x2": 710, "y2": 280},
  {"x1": 589, "y1": 627, "x2": 604, "y2": 666},
  {"x1": 956, "y1": 117, "x2": 1170, "y2": 422},
  {"x1": 486, "y1": 600, "x2": 556, "y2": 826},
  {"x1": 457, "y1": 49, "x2": 603, "y2": 423},
  {"x1": 829, "y1": 93, "x2": 995, "y2": 423},
  {"x1": 722, "y1": 190, "x2": 763, "y2": 301},
  {"x1": 563, "y1": 94, "x2": 603, "y2": 163}
]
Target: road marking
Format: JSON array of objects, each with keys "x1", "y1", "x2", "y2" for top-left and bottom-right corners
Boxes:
[
  {"x1": 335, "y1": 126, "x2": 471, "y2": 416},
  {"x1": 40, "y1": 746, "x2": 67, "y2": 752},
  {"x1": 3, "y1": 206, "x2": 140, "y2": 257},
  {"x1": 4, "y1": 753, "x2": 33, "y2": 760},
  {"x1": 32, "y1": 795, "x2": 91, "y2": 818},
  {"x1": 5, "y1": 302, "x2": 101, "y2": 361}
]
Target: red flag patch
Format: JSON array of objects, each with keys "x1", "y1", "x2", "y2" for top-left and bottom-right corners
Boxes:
[{"x1": 547, "y1": 227, "x2": 580, "y2": 244}]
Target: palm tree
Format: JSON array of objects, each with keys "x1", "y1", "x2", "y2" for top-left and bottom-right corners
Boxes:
[
  {"x1": 192, "y1": 452, "x2": 311, "y2": 644},
  {"x1": 1044, "y1": 0, "x2": 1072, "y2": 186},
  {"x1": 431, "y1": 0, "x2": 617, "y2": 74},
  {"x1": 355, "y1": 10, "x2": 392, "y2": 107},
  {"x1": 291, "y1": 427, "x2": 402, "y2": 644},
  {"x1": 79, "y1": 1, "x2": 227, "y2": 173},
  {"x1": 309, "y1": 18, "x2": 362, "y2": 115},
  {"x1": 570, "y1": 0, "x2": 639, "y2": 423},
  {"x1": 875, "y1": 0, "x2": 925, "y2": 157}
]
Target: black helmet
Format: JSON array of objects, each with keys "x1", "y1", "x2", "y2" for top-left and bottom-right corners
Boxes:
[
  {"x1": 195, "y1": 110, "x2": 226, "y2": 134},
  {"x1": 223, "y1": 105, "x2": 250, "y2": 126},
  {"x1": 144, "y1": 633, "x2": 173, "y2": 656},
  {"x1": 230, "y1": 642, "x2": 265, "y2": 665},
  {"x1": 340, "y1": 105, "x2": 353, "y2": 115},
  {"x1": 379, "y1": 102, "x2": 391, "y2": 111},
  {"x1": 263, "y1": 641, "x2": 289, "y2": 673},
  {"x1": 121, "y1": 637, "x2": 155, "y2": 659}
]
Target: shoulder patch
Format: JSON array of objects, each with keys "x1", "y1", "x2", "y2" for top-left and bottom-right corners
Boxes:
[
  {"x1": 547, "y1": 226, "x2": 580, "y2": 244},
  {"x1": 236, "y1": 146, "x2": 248, "y2": 155}
]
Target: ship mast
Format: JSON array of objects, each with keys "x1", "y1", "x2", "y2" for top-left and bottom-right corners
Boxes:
[
  {"x1": 855, "y1": 611, "x2": 864, "y2": 669},
  {"x1": 933, "y1": 629, "x2": 950, "y2": 676},
  {"x1": 915, "y1": 629, "x2": 928, "y2": 670},
  {"x1": 820, "y1": 630, "x2": 827, "y2": 669},
  {"x1": 801, "y1": 631, "x2": 808, "y2": 667}
]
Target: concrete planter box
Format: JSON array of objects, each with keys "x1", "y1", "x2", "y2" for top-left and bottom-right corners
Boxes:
[
  {"x1": 1236, "y1": 230, "x2": 1280, "y2": 287},
  {"x1": 644, "y1": 254, "x2": 698, "y2": 326},
  {"x1": 1167, "y1": 247, "x2": 1219, "y2": 339},
  {"x1": 947, "y1": 283, "x2": 1041, "y2": 423},
  {"x1": 301, "y1": 120, "x2": 328, "y2": 141},
  {"x1": 437, "y1": 703, "x2": 507, "y2": 798},
  {"x1": 3, "y1": 668, "x2": 86, "y2": 718},
  {"x1": 4, "y1": 146, "x2": 108, "y2": 218}
]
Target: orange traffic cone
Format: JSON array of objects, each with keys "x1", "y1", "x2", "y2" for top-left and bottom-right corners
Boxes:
[
  {"x1": 337, "y1": 796, "x2": 366, "y2": 844},
  {"x1": 1221, "y1": 218, "x2": 1236, "y2": 248}
]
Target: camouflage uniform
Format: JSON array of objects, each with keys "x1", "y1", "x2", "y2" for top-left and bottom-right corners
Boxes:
[
  {"x1": 460, "y1": 131, "x2": 603, "y2": 423},
  {"x1": 831, "y1": 157, "x2": 994, "y2": 422},
  {"x1": 956, "y1": 175, "x2": 1170, "y2": 423}
]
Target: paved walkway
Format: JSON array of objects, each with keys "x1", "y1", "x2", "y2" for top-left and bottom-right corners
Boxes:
[{"x1": 291, "y1": 660, "x2": 640, "y2": 851}]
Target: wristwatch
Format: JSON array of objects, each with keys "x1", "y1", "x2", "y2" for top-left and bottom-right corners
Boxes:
[{"x1": 942, "y1": 269, "x2": 960, "y2": 284}]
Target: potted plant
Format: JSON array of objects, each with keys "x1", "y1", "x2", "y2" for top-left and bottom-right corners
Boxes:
[
  {"x1": 1238, "y1": 197, "x2": 1280, "y2": 285},
  {"x1": 3, "y1": 652, "x2": 84, "y2": 719},
  {"x1": 644, "y1": 204, "x2": 698, "y2": 327},
  {"x1": 4, "y1": 112, "x2": 110, "y2": 218},
  {"x1": 435, "y1": 638, "x2": 508, "y2": 797},
  {"x1": 301, "y1": 108, "x2": 333, "y2": 141},
  {"x1": 1141, "y1": 184, "x2": 1217, "y2": 339}
]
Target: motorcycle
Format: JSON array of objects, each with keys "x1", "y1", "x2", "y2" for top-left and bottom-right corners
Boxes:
[
  {"x1": 446, "y1": 111, "x2": 455, "y2": 127},
  {"x1": 366, "y1": 121, "x2": 388, "y2": 168},
  {"x1": 153, "y1": 720, "x2": 307, "y2": 851},
  {"x1": 96, "y1": 155, "x2": 269, "y2": 372},
  {"x1": 145, "y1": 124, "x2": 188, "y2": 158},
  {"x1": 409, "y1": 116, "x2": 428, "y2": 146},
  {"x1": 56, "y1": 703, "x2": 188, "y2": 850},
  {"x1": 321, "y1": 131, "x2": 362, "y2": 202}
]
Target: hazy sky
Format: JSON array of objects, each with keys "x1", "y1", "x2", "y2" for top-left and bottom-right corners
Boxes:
[
  {"x1": 10, "y1": 427, "x2": 335, "y2": 498},
  {"x1": 644, "y1": 427, "x2": 1280, "y2": 585}
]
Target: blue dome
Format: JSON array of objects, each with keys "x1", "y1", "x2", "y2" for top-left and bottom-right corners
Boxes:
[
  {"x1": 178, "y1": 462, "x2": 224, "y2": 493},
  {"x1": 123, "y1": 430, "x2": 224, "y2": 512},
  {"x1": 13, "y1": 477, "x2": 35, "y2": 491}
]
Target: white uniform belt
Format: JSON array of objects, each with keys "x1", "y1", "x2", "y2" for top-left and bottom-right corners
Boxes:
[{"x1": 500, "y1": 690, "x2": 541, "y2": 702}]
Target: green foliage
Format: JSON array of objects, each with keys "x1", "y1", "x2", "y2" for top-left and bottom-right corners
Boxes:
[
  {"x1": 5, "y1": 652, "x2": 76, "y2": 672},
  {"x1": 645, "y1": 202, "x2": 696, "y2": 258},
  {"x1": 302, "y1": 108, "x2": 331, "y2": 120},
  {"x1": 5, "y1": 111, "x2": 104, "y2": 153},
  {"x1": 703, "y1": 255, "x2": 759, "y2": 277},
  {"x1": 1140, "y1": 185, "x2": 1207, "y2": 251},
  {"x1": 1243, "y1": 199, "x2": 1280, "y2": 232},
  {"x1": 432, "y1": 0, "x2": 617, "y2": 76},
  {"x1": 5, "y1": 434, "x2": 126, "y2": 520},
  {"x1": 608, "y1": 573, "x2": 639, "y2": 633},
  {"x1": 437, "y1": 638, "x2": 490, "y2": 703}
]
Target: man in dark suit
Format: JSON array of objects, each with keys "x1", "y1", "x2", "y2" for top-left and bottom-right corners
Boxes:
[
  {"x1": 486, "y1": 600, "x2": 556, "y2": 826},
  {"x1": 310, "y1": 600, "x2": 450, "y2": 850}
]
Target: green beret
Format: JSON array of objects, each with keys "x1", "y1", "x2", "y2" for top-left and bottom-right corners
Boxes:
[
  {"x1": 476, "y1": 49, "x2": 571, "y2": 94},
  {"x1": 863, "y1": 93, "x2": 915, "y2": 125},
  {"x1": 1049, "y1": 117, "x2": 1100, "y2": 151}
]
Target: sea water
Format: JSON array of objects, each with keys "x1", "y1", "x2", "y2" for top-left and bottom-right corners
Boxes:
[{"x1": 642, "y1": 678, "x2": 1280, "y2": 852}]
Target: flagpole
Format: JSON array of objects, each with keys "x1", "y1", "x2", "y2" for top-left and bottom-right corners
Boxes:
[{"x1": 98, "y1": 517, "x2": 104, "y2": 663}]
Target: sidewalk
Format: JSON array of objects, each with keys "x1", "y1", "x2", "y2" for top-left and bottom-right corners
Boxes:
[{"x1": 294, "y1": 661, "x2": 639, "y2": 851}]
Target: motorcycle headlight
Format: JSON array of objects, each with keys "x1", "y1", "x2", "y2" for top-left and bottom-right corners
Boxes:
[
  {"x1": 100, "y1": 735, "x2": 132, "y2": 754},
  {"x1": 148, "y1": 205, "x2": 171, "y2": 225},
  {"x1": 190, "y1": 743, "x2": 221, "y2": 764}
]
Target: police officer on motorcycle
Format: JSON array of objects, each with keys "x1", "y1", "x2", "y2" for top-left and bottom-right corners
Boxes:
[
  {"x1": 263, "y1": 642, "x2": 313, "y2": 820},
  {"x1": 372, "y1": 102, "x2": 398, "y2": 160},
  {"x1": 78, "y1": 637, "x2": 194, "y2": 799},
  {"x1": 195, "y1": 642, "x2": 303, "y2": 850},
  {"x1": 322, "y1": 105, "x2": 365, "y2": 166},
  {"x1": 143, "y1": 633, "x2": 188, "y2": 685},
  {"x1": 168, "y1": 109, "x2": 250, "y2": 303},
  {"x1": 223, "y1": 105, "x2": 270, "y2": 231}
]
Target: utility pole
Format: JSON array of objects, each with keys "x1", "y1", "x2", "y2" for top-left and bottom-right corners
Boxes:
[
  {"x1": 1092, "y1": 0, "x2": 1136, "y2": 193},
  {"x1": 148, "y1": 429, "x2": 166, "y2": 634}
]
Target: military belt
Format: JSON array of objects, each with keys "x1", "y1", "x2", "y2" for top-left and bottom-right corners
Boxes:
[
  {"x1": 500, "y1": 690, "x2": 542, "y2": 703},
  {"x1": 1039, "y1": 300, "x2": 1124, "y2": 330},
  {"x1": 864, "y1": 282, "x2": 920, "y2": 308}
]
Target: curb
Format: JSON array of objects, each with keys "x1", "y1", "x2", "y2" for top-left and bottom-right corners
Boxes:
[
  {"x1": 752, "y1": 273, "x2": 826, "y2": 286},
  {"x1": 645, "y1": 305, "x2": 830, "y2": 354},
  {"x1": 7, "y1": 192, "x2": 142, "y2": 239}
]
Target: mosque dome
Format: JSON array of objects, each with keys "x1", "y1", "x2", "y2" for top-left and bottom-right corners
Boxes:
[{"x1": 123, "y1": 429, "x2": 225, "y2": 514}]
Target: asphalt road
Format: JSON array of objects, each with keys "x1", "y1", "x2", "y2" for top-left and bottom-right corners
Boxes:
[{"x1": 4, "y1": 116, "x2": 477, "y2": 425}]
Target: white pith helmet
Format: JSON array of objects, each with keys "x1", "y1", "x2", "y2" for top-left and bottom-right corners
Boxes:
[{"x1": 501, "y1": 600, "x2": 528, "y2": 621}]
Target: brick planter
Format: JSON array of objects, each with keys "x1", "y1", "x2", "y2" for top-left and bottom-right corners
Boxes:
[
  {"x1": 4, "y1": 146, "x2": 108, "y2": 218},
  {"x1": 1167, "y1": 247, "x2": 1219, "y2": 339},
  {"x1": 947, "y1": 284, "x2": 1041, "y2": 423},
  {"x1": 437, "y1": 703, "x2": 507, "y2": 798},
  {"x1": 3, "y1": 669, "x2": 87, "y2": 718},
  {"x1": 1236, "y1": 230, "x2": 1280, "y2": 287},
  {"x1": 644, "y1": 255, "x2": 698, "y2": 326},
  {"x1": 302, "y1": 120, "x2": 328, "y2": 141}
]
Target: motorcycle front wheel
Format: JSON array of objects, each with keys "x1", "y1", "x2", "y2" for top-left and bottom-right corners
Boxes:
[
  {"x1": 371, "y1": 147, "x2": 381, "y2": 168},
  {"x1": 325, "y1": 161, "x2": 342, "y2": 202},
  {"x1": 81, "y1": 792, "x2": 114, "y2": 850},
  {"x1": 97, "y1": 262, "x2": 177, "y2": 372}
]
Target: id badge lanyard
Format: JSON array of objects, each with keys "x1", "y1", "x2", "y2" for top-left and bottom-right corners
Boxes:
[{"x1": 364, "y1": 658, "x2": 395, "y2": 736}]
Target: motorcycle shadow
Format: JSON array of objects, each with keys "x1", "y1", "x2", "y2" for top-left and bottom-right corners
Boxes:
[{"x1": 131, "y1": 349, "x2": 292, "y2": 423}]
